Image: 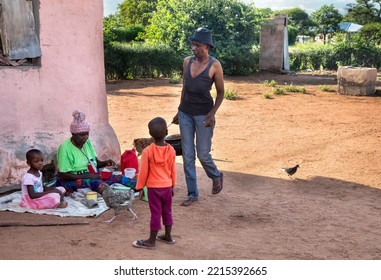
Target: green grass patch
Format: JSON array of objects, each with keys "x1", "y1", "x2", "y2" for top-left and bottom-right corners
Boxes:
[
  {"x1": 273, "y1": 87, "x2": 286, "y2": 95},
  {"x1": 169, "y1": 72, "x2": 181, "y2": 84},
  {"x1": 262, "y1": 92, "x2": 272, "y2": 99},
  {"x1": 319, "y1": 85, "x2": 335, "y2": 92},
  {"x1": 284, "y1": 85, "x2": 307, "y2": 93},
  {"x1": 212, "y1": 88, "x2": 239, "y2": 100},
  {"x1": 224, "y1": 88, "x2": 238, "y2": 100},
  {"x1": 262, "y1": 80, "x2": 278, "y2": 87}
]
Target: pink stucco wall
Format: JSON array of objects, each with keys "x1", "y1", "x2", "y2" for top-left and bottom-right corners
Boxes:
[{"x1": 0, "y1": 0, "x2": 120, "y2": 186}]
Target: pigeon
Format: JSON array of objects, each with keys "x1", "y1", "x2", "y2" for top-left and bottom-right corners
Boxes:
[
  {"x1": 281, "y1": 164, "x2": 300, "y2": 179},
  {"x1": 99, "y1": 183, "x2": 138, "y2": 223}
]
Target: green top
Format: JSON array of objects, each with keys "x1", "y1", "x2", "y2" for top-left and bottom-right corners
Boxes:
[{"x1": 57, "y1": 138, "x2": 97, "y2": 174}]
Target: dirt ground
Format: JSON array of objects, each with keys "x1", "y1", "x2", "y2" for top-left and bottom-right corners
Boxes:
[{"x1": 1, "y1": 72, "x2": 381, "y2": 260}]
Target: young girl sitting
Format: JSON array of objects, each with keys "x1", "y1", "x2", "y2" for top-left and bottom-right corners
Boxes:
[{"x1": 20, "y1": 149, "x2": 68, "y2": 209}]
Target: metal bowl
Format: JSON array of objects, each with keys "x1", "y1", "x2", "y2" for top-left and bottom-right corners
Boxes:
[{"x1": 165, "y1": 134, "x2": 182, "y2": 156}]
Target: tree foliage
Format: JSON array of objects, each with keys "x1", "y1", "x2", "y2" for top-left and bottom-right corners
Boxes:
[
  {"x1": 310, "y1": 4, "x2": 343, "y2": 44},
  {"x1": 143, "y1": 0, "x2": 271, "y2": 55},
  {"x1": 344, "y1": 0, "x2": 381, "y2": 25},
  {"x1": 117, "y1": 0, "x2": 157, "y2": 26},
  {"x1": 273, "y1": 8, "x2": 314, "y2": 36},
  {"x1": 359, "y1": 22, "x2": 381, "y2": 44}
]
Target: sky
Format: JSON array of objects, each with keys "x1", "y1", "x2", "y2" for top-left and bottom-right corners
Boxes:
[{"x1": 103, "y1": 0, "x2": 356, "y2": 16}]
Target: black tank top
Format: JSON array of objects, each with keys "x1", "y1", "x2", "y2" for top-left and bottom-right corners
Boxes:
[{"x1": 178, "y1": 56, "x2": 215, "y2": 116}]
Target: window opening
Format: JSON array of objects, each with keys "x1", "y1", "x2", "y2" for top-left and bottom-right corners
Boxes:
[{"x1": 0, "y1": 0, "x2": 41, "y2": 66}]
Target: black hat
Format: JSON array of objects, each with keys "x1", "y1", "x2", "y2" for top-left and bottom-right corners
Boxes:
[{"x1": 189, "y1": 27, "x2": 214, "y2": 49}]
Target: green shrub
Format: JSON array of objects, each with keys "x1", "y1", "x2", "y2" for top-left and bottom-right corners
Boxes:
[
  {"x1": 262, "y1": 80, "x2": 278, "y2": 87},
  {"x1": 104, "y1": 42, "x2": 182, "y2": 80},
  {"x1": 319, "y1": 85, "x2": 335, "y2": 92},
  {"x1": 169, "y1": 72, "x2": 181, "y2": 84},
  {"x1": 211, "y1": 88, "x2": 239, "y2": 100},
  {"x1": 289, "y1": 41, "x2": 381, "y2": 71},
  {"x1": 218, "y1": 45, "x2": 260, "y2": 76},
  {"x1": 284, "y1": 85, "x2": 306, "y2": 93},
  {"x1": 224, "y1": 88, "x2": 238, "y2": 100},
  {"x1": 262, "y1": 93, "x2": 272, "y2": 99},
  {"x1": 110, "y1": 25, "x2": 145, "y2": 43},
  {"x1": 273, "y1": 87, "x2": 285, "y2": 95}
]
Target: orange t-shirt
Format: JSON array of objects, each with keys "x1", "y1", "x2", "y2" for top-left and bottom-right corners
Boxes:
[{"x1": 135, "y1": 143, "x2": 176, "y2": 190}]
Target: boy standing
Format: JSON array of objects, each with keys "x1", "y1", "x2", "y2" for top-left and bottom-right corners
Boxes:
[{"x1": 132, "y1": 117, "x2": 176, "y2": 249}]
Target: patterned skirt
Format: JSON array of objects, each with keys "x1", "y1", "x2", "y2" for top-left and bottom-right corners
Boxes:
[{"x1": 57, "y1": 172, "x2": 136, "y2": 195}]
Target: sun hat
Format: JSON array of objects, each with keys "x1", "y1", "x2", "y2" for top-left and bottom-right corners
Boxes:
[
  {"x1": 189, "y1": 27, "x2": 215, "y2": 49},
  {"x1": 70, "y1": 110, "x2": 90, "y2": 133}
]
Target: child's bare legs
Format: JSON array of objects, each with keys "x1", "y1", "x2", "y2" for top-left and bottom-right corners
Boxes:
[
  {"x1": 133, "y1": 230, "x2": 158, "y2": 249},
  {"x1": 144, "y1": 230, "x2": 158, "y2": 247},
  {"x1": 157, "y1": 225, "x2": 174, "y2": 243},
  {"x1": 57, "y1": 201, "x2": 68, "y2": 208},
  {"x1": 57, "y1": 191, "x2": 68, "y2": 208}
]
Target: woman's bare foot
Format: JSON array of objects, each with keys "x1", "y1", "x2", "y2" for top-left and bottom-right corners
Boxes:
[{"x1": 57, "y1": 201, "x2": 68, "y2": 208}]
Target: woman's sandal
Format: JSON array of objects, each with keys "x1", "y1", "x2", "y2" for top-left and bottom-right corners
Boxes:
[{"x1": 212, "y1": 173, "x2": 224, "y2": 195}]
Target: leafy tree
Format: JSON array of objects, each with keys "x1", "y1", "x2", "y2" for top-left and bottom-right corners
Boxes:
[
  {"x1": 144, "y1": 0, "x2": 271, "y2": 55},
  {"x1": 273, "y1": 8, "x2": 313, "y2": 36},
  {"x1": 359, "y1": 22, "x2": 381, "y2": 44},
  {"x1": 104, "y1": 14, "x2": 123, "y2": 43},
  {"x1": 310, "y1": 4, "x2": 343, "y2": 44},
  {"x1": 344, "y1": 0, "x2": 381, "y2": 25},
  {"x1": 287, "y1": 25, "x2": 298, "y2": 45},
  {"x1": 117, "y1": 0, "x2": 157, "y2": 26}
]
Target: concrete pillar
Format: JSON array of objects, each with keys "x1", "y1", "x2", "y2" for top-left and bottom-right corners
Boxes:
[{"x1": 259, "y1": 14, "x2": 289, "y2": 73}]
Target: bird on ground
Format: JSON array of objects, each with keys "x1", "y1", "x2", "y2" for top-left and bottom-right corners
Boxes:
[
  {"x1": 99, "y1": 183, "x2": 138, "y2": 223},
  {"x1": 281, "y1": 164, "x2": 300, "y2": 179}
]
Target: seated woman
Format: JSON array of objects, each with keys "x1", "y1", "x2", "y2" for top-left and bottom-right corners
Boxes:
[{"x1": 57, "y1": 110, "x2": 135, "y2": 195}]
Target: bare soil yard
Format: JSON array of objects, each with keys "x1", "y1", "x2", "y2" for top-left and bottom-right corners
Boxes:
[{"x1": 1, "y1": 72, "x2": 380, "y2": 260}]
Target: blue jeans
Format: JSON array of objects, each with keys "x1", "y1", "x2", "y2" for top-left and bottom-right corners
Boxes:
[{"x1": 178, "y1": 111, "x2": 220, "y2": 199}]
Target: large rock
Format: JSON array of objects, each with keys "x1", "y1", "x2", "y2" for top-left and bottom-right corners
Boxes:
[{"x1": 337, "y1": 66, "x2": 377, "y2": 96}]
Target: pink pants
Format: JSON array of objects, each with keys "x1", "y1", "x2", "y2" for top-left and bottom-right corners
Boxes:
[{"x1": 148, "y1": 187, "x2": 173, "y2": 231}]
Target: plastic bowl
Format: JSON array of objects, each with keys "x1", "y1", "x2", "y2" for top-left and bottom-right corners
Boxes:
[
  {"x1": 100, "y1": 170, "x2": 112, "y2": 180},
  {"x1": 124, "y1": 168, "x2": 136, "y2": 179}
]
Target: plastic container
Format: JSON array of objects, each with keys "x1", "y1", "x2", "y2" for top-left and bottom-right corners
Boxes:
[
  {"x1": 88, "y1": 158, "x2": 98, "y2": 174},
  {"x1": 86, "y1": 191, "x2": 97, "y2": 201},
  {"x1": 111, "y1": 185, "x2": 132, "y2": 192},
  {"x1": 124, "y1": 168, "x2": 136, "y2": 179},
  {"x1": 142, "y1": 186, "x2": 148, "y2": 202},
  {"x1": 100, "y1": 168, "x2": 112, "y2": 180}
]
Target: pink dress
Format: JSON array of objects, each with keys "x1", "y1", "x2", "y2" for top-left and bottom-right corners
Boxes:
[{"x1": 20, "y1": 171, "x2": 66, "y2": 209}]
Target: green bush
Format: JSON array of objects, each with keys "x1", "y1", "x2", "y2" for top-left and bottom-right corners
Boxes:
[
  {"x1": 262, "y1": 80, "x2": 278, "y2": 87},
  {"x1": 290, "y1": 41, "x2": 381, "y2": 71},
  {"x1": 319, "y1": 85, "x2": 335, "y2": 92},
  {"x1": 218, "y1": 45, "x2": 260, "y2": 76},
  {"x1": 169, "y1": 72, "x2": 181, "y2": 84},
  {"x1": 104, "y1": 42, "x2": 182, "y2": 80},
  {"x1": 110, "y1": 25, "x2": 145, "y2": 43},
  {"x1": 273, "y1": 87, "x2": 285, "y2": 95},
  {"x1": 284, "y1": 85, "x2": 306, "y2": 93}
]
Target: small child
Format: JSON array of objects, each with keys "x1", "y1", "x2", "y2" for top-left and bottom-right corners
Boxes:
[
  {"x1": 132, "y1": 117, "x2": 176, "y2": 249},
  {"x1": 20, "y1": 149, "x2": 68, "y2": 209}
]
